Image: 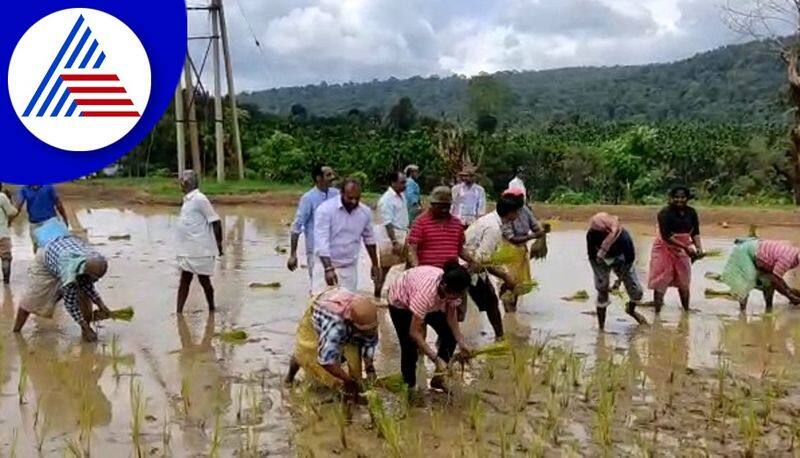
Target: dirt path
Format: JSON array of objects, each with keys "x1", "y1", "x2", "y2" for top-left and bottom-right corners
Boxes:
[{"x1": 56, "y1": 181, "x2": 800, "y2": 226}]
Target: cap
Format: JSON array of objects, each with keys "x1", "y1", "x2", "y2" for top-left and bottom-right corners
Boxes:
[{"x1": 430, "y1": 186, "x2": 452, "y2": 204}]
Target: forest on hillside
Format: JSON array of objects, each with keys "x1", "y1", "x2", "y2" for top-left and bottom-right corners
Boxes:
[{"x1": 239, "y1": 39, "x2": 786, "y2": 125}]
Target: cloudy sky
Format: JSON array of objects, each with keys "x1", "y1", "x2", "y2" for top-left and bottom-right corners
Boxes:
[{"x1": 185, "y1": 0, "x2": 760, "y2": 92}]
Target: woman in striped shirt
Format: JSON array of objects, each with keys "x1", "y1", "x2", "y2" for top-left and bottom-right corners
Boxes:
[
  {"x1": 721, "y1": 239, "x2": 800, "y2": 312},
  {"x1": 388, "y1": 261, "x2": 473, "y2": 390}
]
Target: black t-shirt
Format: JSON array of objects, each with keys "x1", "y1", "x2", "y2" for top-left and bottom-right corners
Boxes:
[
  {"x1": 657, "y1": 205, "x2": 700, "y2": 240},
  {"x1": 586, "y1": 228, "x2": 635, "y2": 264}
]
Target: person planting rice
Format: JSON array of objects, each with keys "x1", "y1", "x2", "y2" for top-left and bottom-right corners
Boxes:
[
  {"x1": 388, "y1": 262, "x2": 473, "y2": 390},
  {"x1": 13, "y1": 234, "x2": 112, "y2": 342},
  {"x1": 721, "y1": 238, "x2": 800, "y2": 312},
  {"x1": 463, "y1": 198, "x2": 522, "y2": 340},
  {"x1": 373, "y1": 171, "x2": 409, "y2": 298},
  {"x1": 176, "y1": 170, "x2": 223, "y2": 313},
  {"x1": 586, "y1": 213, "x2": 648, "y2": 330},
  {"x1": 648, "y1": 185, "x2": 703, "y2": 313},
  {"x1": 284, "y1": 287, "x2": 379, "y2": 393},
  {"x1": 406, "y1": 186, "x2": 475, "y2": 270},
  {"x1": 499, "y1": 188, "x2": 545, "y2": 312}
]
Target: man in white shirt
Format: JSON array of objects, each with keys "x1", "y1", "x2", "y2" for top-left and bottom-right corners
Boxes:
[
  {"x1": 374, "y1": 171, "x2": 408, "y2": 298},
  {"x1": 314, "y1": 177, "x2": 381, "y2": 294},
  {"x1": 508, "y1": 167, "x2": 527, "y2": 202},
  {"x1": 0, "y1": 184, "x2": 18, "y2": 283},
  {"x1": 463, "y1": 198, "x2": 521, "y2": 340},
  {"x1": 451, "y1": 166, "x2": 486, "y2": 226},
  {"x1": 176, "y1": 171, "x2": 223, "y2": 313}
]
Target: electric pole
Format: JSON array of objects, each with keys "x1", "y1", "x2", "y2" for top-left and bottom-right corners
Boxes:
[{"x1": 180, "y1": 0, "x2": 244, "y2": 183}]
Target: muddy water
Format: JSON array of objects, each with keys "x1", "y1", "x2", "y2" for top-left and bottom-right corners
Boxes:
[{"x1": 0, "y1": 203, "x2": 798, "y2": 456}]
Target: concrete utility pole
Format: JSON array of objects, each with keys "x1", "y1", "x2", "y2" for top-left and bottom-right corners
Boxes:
[
  {"x1": 183, "y1": 56, "x2": 202, "y2": 176},
  {"x1": 183, "y1": 0, "x2": 245, "y2": 182},
  {"x1": 217, "y1": 0, "x2": 244, "y2": 180},
  {"x1": 174, "y1": 84, "x2": 186, "y2": 175}
]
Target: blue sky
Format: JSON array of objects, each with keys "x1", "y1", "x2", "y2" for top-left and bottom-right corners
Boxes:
[{"x1": 184, "y1": 0, "x2": 778, "y2": 92}]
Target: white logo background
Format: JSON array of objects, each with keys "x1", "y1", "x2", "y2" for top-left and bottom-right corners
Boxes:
[{"x1": 8, "y1": 8, "x2": 151, "y2": 152}]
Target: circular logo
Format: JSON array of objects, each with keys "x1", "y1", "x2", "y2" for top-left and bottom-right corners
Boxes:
[{"x1": 8, "y1": 8, "x2": 151, "y2": 152}]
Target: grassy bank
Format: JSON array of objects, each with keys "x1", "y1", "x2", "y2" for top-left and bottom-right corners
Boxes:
[{"x1": 85, "y1": 177, "x2": 308, "y2": 198}]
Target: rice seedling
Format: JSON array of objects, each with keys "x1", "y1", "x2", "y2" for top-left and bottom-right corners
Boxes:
[
  {"x1": 243, "y1": 426, "x2": 260, "y2": 457},
  {"x1": 467, "y1": 393, "x2": 485, "y2": 437},
  {"x1": 78, "y1": 391, "x2": 95, "y2": 455},
  {"x1": 36, "y1": 414, "x2": 51, "y2": 453},
  {"x1": 64, "y1": 437, "x2": 82, "y2": 457},
  {"x1": 9, "y1": 428, "x2": 18, "y2": 458},
  {"x1": 17, "y1": 358, "x2": 28, "y2": 404},
  {"x1": 564, "y1": 349, "x2": 583, "y2": 388},
  {"x1": 130, "y1": 379, "x2": 146, "y2": 457},
  {"x1": 110, "y1": 334, "x2": 122, "y2": 378},
  {"x1": 248, "y1": 281, "x2": 281, "y2": 289},
  {"x1": 738, "y1": 402, "x2": 760, "y2": 458},
  {"x1": 593, "y1": 388, "x2": 615, "y2": 449},
  {"x1": 366, "y1": 390, "x2": 402, "y2": 457},
  {"x1": 209, "y1": 409, "x2": 224, "y2": 458},
  {"x1": 246, "y1": 384, "x2": 263, "y2": 424},
  {"x1": 161, "y1": 409, "x2": 171, "y2": 456},
  {"x1": 236, "y1": 384, "x2": 244, "y2": 422},
  {"x1": 528, "y1": 432, "x2": 546, "y2": 458},
  {"x1": 375, "y1": 373, "x2": 406, "y2": 394},
  {"x1": 634, "y1": 432, "x2": 655, "y2": 457},
  {"x1": 499, "y1": 421, "x2": 512, "y2": 458},
  {"x1": 704, "y1": 288, "x2": 737, "y2": 301},
  {"x1": 561, "y1": 290, "x2": 590, "y2": 302},
  {"x1": 429, "y1": 410, "x2": 442, "y2": 439},
  {"x1": 180, "y1": 375, "x2": 191, "y2": 415},
  {"x1": 331, "y1": 400, "x2": 349, "y2": 449}
]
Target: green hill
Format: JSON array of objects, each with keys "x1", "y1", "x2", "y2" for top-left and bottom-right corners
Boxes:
[{"x1": 240, "y1": 39, "x2": 786, "y2": 124}]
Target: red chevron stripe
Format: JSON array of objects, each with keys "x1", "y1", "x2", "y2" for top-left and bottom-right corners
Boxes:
[
  {"x1": 75, "y1": 99, "x2": 134, "y2": 106},
  {"x1": 61, "y1": 74, "x2": 119, "y2": 81},
  {"x1": 81, "y1": 111, "x2": 141, "y2": 117},
  {"x1": 68, "y1": 87, "x2": 127, "y2": 93}
]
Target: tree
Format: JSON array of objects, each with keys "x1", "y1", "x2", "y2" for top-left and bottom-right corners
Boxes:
[
  {"x1": 723, "y1": 0, "x2": 800, "y2": 204},
  {"x1": 387, "y1": 97, "x2": 417, "y2": 131},
  {"x1": 290, "y1": 103, "x2": 308, "y2": 121},
  {"x1": 467, "y1": 73, "x2": 515, "y2": 128}
]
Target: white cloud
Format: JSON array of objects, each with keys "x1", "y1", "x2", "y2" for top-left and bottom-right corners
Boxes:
[{"x1": 185, "y1": 0, "x2": 754, "y2": 92}]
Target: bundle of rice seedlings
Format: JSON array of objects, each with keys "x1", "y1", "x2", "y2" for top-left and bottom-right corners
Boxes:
[
  {"x1": 561, "y1": 290, "x2": 590, "y2": 302},
  {"x1": 217, "y1": 329, "x2": 248, "y2": 343},
  {"x1": 487, "y1": 244, "x2": 518, "y2": 266},
  {"x1": 704, "y1": 289, "x2": 737, "y2": 301},
  {"x1": 474, "y1": 340, "x2": 512, "y2": 357},
  {"x1": 91, "y1": 307, "x2": 135, "y2": 322},
  {"x1": 248, "y1": 282, "x2": 281, "y2": 289},
  {"x1": 705, "y1": 272, "x2": 723, "y2": 282},
  {"x1": 514, "y1": 280, "x2": 538, "y2": 295}
]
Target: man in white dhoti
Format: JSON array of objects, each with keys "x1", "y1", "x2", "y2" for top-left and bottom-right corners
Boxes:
[{"x1": 176, "y1": 170, "x2": 223, "y2": 313}]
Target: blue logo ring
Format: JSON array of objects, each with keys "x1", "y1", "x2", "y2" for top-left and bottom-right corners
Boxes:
[{"x1": 3, "y1": 0, "x2": 186, "y2": 184}]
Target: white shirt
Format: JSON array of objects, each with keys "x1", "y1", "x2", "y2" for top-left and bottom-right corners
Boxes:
[
  {"x1": 314, "y1": 198, "x2": 375, "y2": 268},
  {"x1": 176, "y1": 189, "x2": 220, "y2": 257},
  {"x1": 508, "y1": 176, "x2": 526, "y2": 200},
  {"x1": 0, "y1": 193, "x2": 18, "y2": 238},
  {"x1": 377, "y1": 187, "x2": 409, "y2": 232},
  {"x1": 464, "y1": 211, "x2": 503, "y2": 264}
]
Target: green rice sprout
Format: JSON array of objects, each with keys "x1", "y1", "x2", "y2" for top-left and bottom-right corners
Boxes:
[
  {"x1": 561, "y1": 290, "x2": 590, "y2": 302},
  {"x1": 331, "y1": 400, "x2": 348, "y2": 449},
  {"x1": 9, "y1": 428, "x2": 18, "y2": 458},
  {"x1": 180, "y1": 375, "x2": 191, "y2": 415},
  {"x1": 17, "y1": 358, "x2": 28, "y2": 405},
  {"x1": 161, "y1": 408, "x2": 171, "y2": 456},
  {"x1": 209, "y1": 408, "x2": 224, "y2": 458},
  {"x1": 467, "y1": 393, "x2": 485, "y2": 436},
  {"x1": 129, "y1": 379, "x2": 146, "y2": 457},
  {"x1": 738, "y1": 402, "x2": 759, "y2": 458},
  {"x1": 366, "y1": 390, "x2": 402, "y2": 457}
]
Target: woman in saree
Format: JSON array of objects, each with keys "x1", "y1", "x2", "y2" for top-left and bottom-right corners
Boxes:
[{"x1": 648, "y1": 186, "x2": 703, "y2": 313}]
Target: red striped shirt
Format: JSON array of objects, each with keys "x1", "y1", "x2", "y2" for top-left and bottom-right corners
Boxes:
[
  {"x1": 388, "y1": 266, "x2": 460, "y2": 318},
  {"x1": 406, "y1": 210, "x2": 465, "y2": 268},
  {"x1": 757, "y1": 240, "x2": 800, "y2": 277}
]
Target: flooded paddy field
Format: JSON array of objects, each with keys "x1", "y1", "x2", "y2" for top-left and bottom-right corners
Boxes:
[{"x1": 0, "y1": 202, "x2": 799, "y2": 456}]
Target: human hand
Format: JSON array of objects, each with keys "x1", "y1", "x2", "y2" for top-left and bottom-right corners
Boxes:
[
  {"x1": 366, "y1": 368, "x2": 377, "y2": 383},
  {"x1": 287, "y1": 255, "x2": 298, "y2": 271},
  {"x1": 342, "y1": 378, "x2": 360, "y2": 395},
  {"x1": 324, "y1": 269, "x2": 338, "y2": 286}
]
